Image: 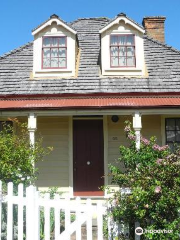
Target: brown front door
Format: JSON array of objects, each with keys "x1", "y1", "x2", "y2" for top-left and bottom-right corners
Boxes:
[{"x1": 73, "y1": 120, "x2": 104, "y2": 196}]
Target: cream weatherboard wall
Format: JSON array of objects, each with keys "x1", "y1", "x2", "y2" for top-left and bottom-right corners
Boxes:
[
  {"x1": 107, "y1": 115, "x2": 131, "y2": 184},
  {"x1": 107, "y1": 115, "x2": 162, "y2": 184},
  {"x1": 35, "y1": 117, "x2": 69, "y2": 194},
  {"x1": 141, "y1": 115, "x2": 162, "y2": 145}
]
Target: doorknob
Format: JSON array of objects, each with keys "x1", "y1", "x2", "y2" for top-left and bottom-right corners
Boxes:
[{"x1": 87, "y1": 161, "x2": 90, "y2": 165}]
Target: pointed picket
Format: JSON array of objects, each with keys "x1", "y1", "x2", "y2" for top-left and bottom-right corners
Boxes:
[
  {"x1": 7, "y1": 182, "x2": 13, "y2": 240},
  {"x1": 18, "y1": 183, "x2": 24, "y2": 240},
  {"x1": 54, "y1": 194, "x2": 60, "y2": 240},
  {"x1": 44, "y1": 193, "x2": 50, "y2": 240},
  {"x1": 76, "y1": 197, "x2": 81, "y2": 240},
  {"x1": 86, "y1": 199, "x2": 92, "y2": 240},
  {"x1": 97, "y1": 202, "x2": 103, "y2": 240},
  {"x1": 0, "y1": 181, "x2": 2, "y2": 240}
]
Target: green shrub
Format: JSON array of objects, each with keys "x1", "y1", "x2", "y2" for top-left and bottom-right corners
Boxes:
[
  {"x1": 107, "y1": 121, "x2": 180, "y2": 240},
  {"x1": 0, "y1": 119, "x2": 52, "y2": 185},
  {"x1": 0, "y1": 119, "x2": 53, "y2": 239}
]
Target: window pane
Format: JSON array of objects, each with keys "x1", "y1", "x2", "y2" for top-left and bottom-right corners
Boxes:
[
  {"x1": 127, "y1": 57, "x2": 135, "y2": 66},
  {"x1": 111, "y1": 36, "x2": 118, "y2": 45},
  {"x1": 119, "y1": 47, "x2": 126, "y2": 56},
  {"x1": 111, "y1": 57, "x2": 118, "y2": 66},
  {"x1": 0, "y1": 121, "x2": 13, "y2": 133},
  {"x1": 51, "y1": 58, "x2": 58, "y2": 67},
  {"x1": 59, "y1": 48, "x2": 66, "y2": 57},
  {"x1": 166, "y1": 119, "x2": 175, "y2": 130},
  {"x1": 176, "y1": 131, "x2": 180, "y2": 142},
  {"x1": 127, "y1": 47, "x2": 134, "y2": 56},
  {"x1": 118, "y1": 36, "x2": 126, "y2": 45},
  {"x1": 59, "y1": 58, "x2": 66, "y2": 67},
  {"x1": 119, "y1": 57, "x2": 126, "y2": 66},
  {"x1": 166, "y1": 131, "x2": 175, "y2": 142},
  {"x1": 43, "y1": 58, "x2": 50, "y2": 68},
  {"x1": 127, "y1": 35, "x2": 134, "y2": 45},
  {"x1": 176, "y1": 119, "x2": 180, "y2": 130},
  {"x1": 111, "y1": 47, "x2": 118, "y2": 56},
  {"x1": 60, "y1": 37, "x2": 66, "y2": 46},
  {"x1": 51, "y1": 48, "x2": 58, "y2": 57},
  {"x1": 52, "y1": 38, "x2": 58, "y2": 47},
  {"x1": 168, "y1": 143, "x2": 174, "y2": 152},
  {"x1": 43, "y1": 38, "x2": 51, "y2": 47},
  {"x1": 43, "y1": 48, "x2": 50, "y2": 58}
]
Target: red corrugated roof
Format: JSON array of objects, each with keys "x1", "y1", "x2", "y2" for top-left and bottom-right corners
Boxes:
[{"x1": 1, "y1": 97, "x2": 180, "y2": 109}]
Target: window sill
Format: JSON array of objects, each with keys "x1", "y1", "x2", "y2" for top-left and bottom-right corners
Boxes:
[
  {"x1": 33, "y1": 69, "x2": 75, "y2": 78},
  {"x1": 35, "y1": 69, "x2": 72, "y2": 73},
  {"x1": 105, "y1": 68, "x2": 142, "y2": 72},
  {"x1": 102, "y1": 68, "x2": 144, "y2": 76}
]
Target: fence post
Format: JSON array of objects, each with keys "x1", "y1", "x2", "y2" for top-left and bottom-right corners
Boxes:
[
  {"x1": 76, "y1": 197, "x2": 81, "y2": 240},
  {"x1": 86, "y1": 199, "x2": 92, "y2": 240},
  {"x1": 65, "y1": 197, "x2": 70, "y2": 240},
  {"x1": 26, "y1": 185, "x2": 36, "y2": 240},
  {"x1": 18, "y1": 183, "x2": 24, "y2": 240},
  {"x1": 54, "y1": 194, "x2": 60, "y2": 240},
  {"x1": 97, "y1": 202, "x2": 103, "y2": 240},
  {"x1": 34, "y1": 191, "x2": 40, "y2": 240},
  {"x1": 0, "y1": 181, "x2": 2, "y2": 240},
  {"x1": 44, "y1": 193, "x2": 50, "y2": 240},
  {"x1": 7, "y1": 182, "x2": 13, "y2": 240}
]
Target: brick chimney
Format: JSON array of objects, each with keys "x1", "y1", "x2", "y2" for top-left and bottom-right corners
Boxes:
[{"x1": 142, "y1": 16, "x2": 166, "y2": 42}]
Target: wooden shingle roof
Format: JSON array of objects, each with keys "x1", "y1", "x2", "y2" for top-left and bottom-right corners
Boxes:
[{"x1": 0, "y1": 17, "x2": 180, "y2": 96}]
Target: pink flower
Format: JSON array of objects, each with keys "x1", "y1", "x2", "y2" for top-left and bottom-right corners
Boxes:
[
  {"x1": 156, "y1": 159, "x2": 164, "y2": 165},
  {"x1": 141, "y1": 137, "x2": 150, "y2": 146},
  {"x1": 153, "y1": 144, "x2": 169, "y2": 151},
  {"x1": 155, "y1": 186, "x2": 161, "y2": 193},
  {"x1": 152, "y1": 144, "x2": 161, "y2": 151},
  {"x1": 124, "y1": 126, "x2": 131, "y2": 132},
  {"x1": 128, "y1": 134, "x2": 136, "y2": 140}
]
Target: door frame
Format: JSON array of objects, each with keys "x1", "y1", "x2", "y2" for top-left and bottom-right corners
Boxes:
[{"x1": 68, "y1": 116, "x2": 108, "y2": 197}]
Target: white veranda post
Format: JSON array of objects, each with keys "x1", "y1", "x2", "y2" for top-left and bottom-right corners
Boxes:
[
  {"x1": 133, "y1": 112, "x2": 142, "y2": 150},
  {"x1": 28, "y1": 113, "x2": 37, "y2": 148}
]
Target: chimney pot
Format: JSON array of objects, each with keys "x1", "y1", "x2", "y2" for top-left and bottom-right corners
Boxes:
[{"x1": 142, "y1": 16, "x2": 166, "y2": 42}]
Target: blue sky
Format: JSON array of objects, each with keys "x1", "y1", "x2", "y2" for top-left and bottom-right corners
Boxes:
[{"x1": 0, "y1": 0, "x2": 180, "y2": 55}]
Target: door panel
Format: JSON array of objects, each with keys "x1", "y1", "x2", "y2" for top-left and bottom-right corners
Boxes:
[{"x1": 73, "y1": 120, "x2": 104, "y2": 196}]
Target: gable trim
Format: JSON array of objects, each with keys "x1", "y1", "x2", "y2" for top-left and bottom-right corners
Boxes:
[
  {"x1": 32, "y1": 18, "x2": 77, "y2": 36},
  {"x1": 99, "y1": 16, "x2": 145, "y2": 34}
]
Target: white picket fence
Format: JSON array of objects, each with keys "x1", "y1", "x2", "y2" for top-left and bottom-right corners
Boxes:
[
  {"x1": 0, "y1": 181, "x2": 142, "y2": 240},
  {"x1": 0, "y1": 181, "x2": 108, "y2": 240}
]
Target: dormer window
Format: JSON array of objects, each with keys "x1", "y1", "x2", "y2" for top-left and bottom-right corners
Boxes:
[
  {"x1": 110, "y1": 34, "x2": 135, "y2": 67},
  {"x1": 100, "y1": 14, "x2": 145, "y2": 76},
  {"x1": 42, "y1": 36, "x2": 67, "y2": 69}
]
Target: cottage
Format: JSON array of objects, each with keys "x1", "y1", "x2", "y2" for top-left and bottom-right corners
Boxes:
[{"x1": 0, "y1": 13, "x2": 180, "y2": 198}]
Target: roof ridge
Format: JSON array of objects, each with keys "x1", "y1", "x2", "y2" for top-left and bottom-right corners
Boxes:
[
  {"x1": 0, "y1": 41, "x2": 33, "y2": 60},
  {"x1": 70, "y1": 17, "x2": 110, "y2": 25},
  {"x1": 144, "y1": 35, "x2": 180, "y2": 54}
]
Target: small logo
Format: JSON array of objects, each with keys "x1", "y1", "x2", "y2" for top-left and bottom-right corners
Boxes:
[{"x1": 135, "y1": 227, "x2": 144, "y2": 235}]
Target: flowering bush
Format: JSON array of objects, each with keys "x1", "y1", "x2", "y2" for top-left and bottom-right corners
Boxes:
[{"x1": 108, "y1": 121, "x2": 180, "y2": 240}]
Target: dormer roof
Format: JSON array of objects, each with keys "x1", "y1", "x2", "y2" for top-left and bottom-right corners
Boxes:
[
  {"x1": 99, "y1": 13, "x2": 145, "y2": 34},
  {"x1": 32, "y1": 14, "x2": 77, "y2": 36}
]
